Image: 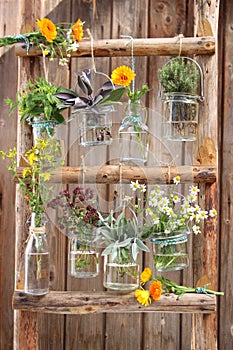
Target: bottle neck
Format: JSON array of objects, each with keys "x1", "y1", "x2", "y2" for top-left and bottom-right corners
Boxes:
[{"x1": 124, "y1": 99, "x2": 143, "y2": 124}]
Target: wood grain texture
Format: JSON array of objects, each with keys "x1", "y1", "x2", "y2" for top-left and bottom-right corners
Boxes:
[
  {"x1": 14, "y1": 36, "x2": 215, "y2": 57},
  {"x1": 33, "y1": 165, "x2": 217, "y2": 184},
  {"x1": 191, "y1": 1, "x2": 220, "y2": 350},
  {"x1": 0, "y1": 43, "x2": 18, "y2": 350},
  {"x1": 218, "y1": 0, "x2": 233, "y2": 349},
  {"x1": 13, "y1": 291, "x2": 216, "y2": 314},
  {"x1": 144, "y1": 1, "x2": 193, "y2": 350},
  {"x1": 0, "y1": 0, "x2": 224, "y2": 349}
]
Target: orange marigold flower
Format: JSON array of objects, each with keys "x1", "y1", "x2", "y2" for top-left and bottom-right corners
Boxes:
[
  {"x1": 111, "y1": 65, "x2": 136, "y2": 87},
  {"x1": 140, "y1": 267, "x2": 153, "y2": 285},
  {"x1": 72, "y1": 19, "x2": 84, "y2": 42},
  {"x1": 149, "y1": 280, "x2": 162, "y2": 301},
  {"x1": 37, "y1": 18, "x2": 57, "y2": 42},
  {"x1": 135, "y1": 288, "x2": 151, "y2": 306}
]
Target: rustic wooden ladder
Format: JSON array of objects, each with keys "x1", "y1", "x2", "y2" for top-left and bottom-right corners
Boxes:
[{"x1": 12, "y1": 2, "x2": 220, "y2": 349}]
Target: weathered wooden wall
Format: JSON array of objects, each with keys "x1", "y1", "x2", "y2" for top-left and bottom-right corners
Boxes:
[{"x1": 0, "y1": 0, "x2": 231, "y2": 349}]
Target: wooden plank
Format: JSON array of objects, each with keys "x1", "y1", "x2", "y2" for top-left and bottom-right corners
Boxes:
[
  {"x1": 64, "y1": 1, "x2": 113, "y2": 349},
  {"x1": 192, "y1": 2, "x2": 220, "y2": 350},
  {"x1": 14, "y1": 36, "x2": 215, "y2": 57},
  {"x1": 0, "y1": 35, "x2": 19, "y2": 350},
  {"x1": 104, "y1": 1, "x2": 149, "y2": 348},
  {"x1": 13, "y1": 291, "x2": 216, "y2": 314},
  {"x1": 36, "y1": 2, "x2": 71, "y2": 350},
  {"x1": 13, "y1": 2, "x2": 70, "y2": 349},
  {"x1": 218, "y1": 0, "x2": 233, "y2": 349},
  {"x1": 144, "y1": 2, "x2": 193, "y2": 350}
]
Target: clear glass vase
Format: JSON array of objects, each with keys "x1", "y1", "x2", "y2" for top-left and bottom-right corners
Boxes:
[
  {"x1": 24, "y1": 212, "x2": 50, "y2": 295},
  {"x1": 119, "y1": 100, "x2": 149, "y2": 164},
  {"x1": 103, "y1": 251, "x2": 140, "y2": 292},
  {"x1": 68, "y1": 237, "x2": 99, "y2": 278},
  {"x1": 76, "y1": 106, "x2": 113, "y2": 147},
  {"x1": 150, "y1": 231, "x2": 189, "y2": 272},
  {"x1": 162, "y1": 93, "x2": 199, "y2": 141}
]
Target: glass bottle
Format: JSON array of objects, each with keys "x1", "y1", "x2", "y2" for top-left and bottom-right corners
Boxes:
[
  {"x1": 24, "y1": 212, "x2": 50, "y2": 295},
  {"x1": 119, "y1": 100, "x2": 149, "y2": 164}
]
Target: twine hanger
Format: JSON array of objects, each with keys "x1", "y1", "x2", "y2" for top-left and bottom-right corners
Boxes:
[
  {"x1": 121, "y1": 35, "x2": 135, "y2": 94},
  {"x1": 87, "y1": 28, "x2": 96, "y2": 72},
  {"x1": 177, "y1": 33, "x2": 184, "y2": 56}
]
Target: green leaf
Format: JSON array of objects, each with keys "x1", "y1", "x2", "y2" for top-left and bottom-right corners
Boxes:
[
  {"x1": 100, "y1": 87, "x2": 125, "y2": 105},
  {"x1": 135, "y1": 238, "x2": 150, "y2": 252}
]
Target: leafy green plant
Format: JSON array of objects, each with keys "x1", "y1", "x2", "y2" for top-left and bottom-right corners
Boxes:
[
  {"x1": 158, "y1": 57, "x2": 200, "y2": 94},
  {"x1": 95, "y1": 206, "x2": 149, "y2": 262},
  {"x1": 6, "y1": 77, "x2": 67, "y2": 124},
  {"x1": 0, "y1": 138, "x2": 62, "y2": 216},
  {"x1": 55, "y1": 68, "x2": 125, "y2": 111}
]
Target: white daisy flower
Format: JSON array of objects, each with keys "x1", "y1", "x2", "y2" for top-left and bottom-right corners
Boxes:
[
  {"x1": 172, "y1": 194, "x2": 180, "y2": 204},
  {"x1": 190, "y1": 185, "x2": 200, "y2": 195},
  {"x1": 145, "y1": 207, "x2": 152, "y2": 216},
  {"x1": 59, "y1": 58, "x2": 69, "y2": 66},
  {"x1": 140, "y1": 184, "x2": 146, "y2": 192},
  {"x1": 173, "y1": 176, "x2": 181, "y2": 185},
  {"x1": 192, "y1": 225, "x2": 201, "y2": 235},
  {"x1": 209, "y1": 209, "x2": 217, "y2": 217},
  {"x1": 130, "y1": 180, "x2": 140, "y2": 191}
]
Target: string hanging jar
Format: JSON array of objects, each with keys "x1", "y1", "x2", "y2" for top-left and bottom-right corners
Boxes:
[
  {"x1": 119, "y1": 99, "x2": 149, "y2": 164},
  {"x1": 159, "y1": 56, "x2": 205, "y2": 141}
]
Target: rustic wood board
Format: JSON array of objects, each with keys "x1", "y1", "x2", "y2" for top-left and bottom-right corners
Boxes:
[
  {"x1": 13, "y1": 291, "x2": 216, "y2": 314},
  {"x1": 191, "y1": 1, "x2": 220, "y2": 350},
  {"x1": 0, "y1": 37, "x2": 18, "y2": 350},
  {"x1": 218, "y1": 0, "x2": 233, "y2": 349}
]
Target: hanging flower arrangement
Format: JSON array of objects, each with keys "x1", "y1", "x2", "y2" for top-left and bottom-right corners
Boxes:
[
  {"x1": 110, "y1": 64, "x2": 150, "y2": 164},
  {"x1": 0, "y1": 18, "x2": 85, "y2": 66}
]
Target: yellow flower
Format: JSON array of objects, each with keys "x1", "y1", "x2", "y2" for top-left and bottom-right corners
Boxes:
[
  {"x1": 72, "y1": 19, "x2": 84, "y2": 42},
  {"x1": 111, "y1": 65, "x2": 136, "y2": 87},
  {"x1": 27, "y1": 152, "x2": 37, "y2": 165},
  {"x1": 41, "y1": 172, "x2": 51, "y2": 181},
  {"x1": 22, "y1": 167, "x2": 31, "y2": 178},
  {"x1": 149, "y1": 280, "x2": 162, "y2": 301},
  {"x1": 140, "y1": 267, "x2": 152, "y2": 285},
  {"x1": 37, "y1": 18, "x2": 57, "y2": 42},
  {"x1": 7, "y1": 149, "x2": 16, "y2": 159},
  {"x1": 135, "y1": 288, "x2": 151, "y2": 306}
]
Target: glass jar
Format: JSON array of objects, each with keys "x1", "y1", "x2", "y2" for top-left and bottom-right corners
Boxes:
[
  {"x1": 24, "y1": 213, "x2": 50, "y2": 295},
  {"x1": 103, "y1": 250, "x2": 140, "y2": 292},
  {"x1": 76, "y1": 106, "x2": 113, "y2": 147},
  {"x1": 119, "y1": 100, "x2": 149, "y2": 164},
  {"x1": 30, "y1": 116, "x2": 64, "y2": 162},
  {"x1": 150, "y1": 231, "x2": 189, "y2": 272},
  {"x1": 68, "y1": 237, "x2": 99, "y2": 278},
  {"x1": 30, "y1": 116, "x2": 58, "y2": 142},
  {"x1": 162, "y1": 93, "x2": 199, "y2": 141}
]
